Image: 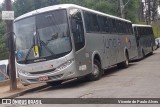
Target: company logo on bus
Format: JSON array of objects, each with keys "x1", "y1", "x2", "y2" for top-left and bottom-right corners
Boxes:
[
  {"x1": 34, "y1": 59, "x2": 46, "y2": 62},
  {"x1": 46, "y1": 64, "x2": 54, "y2": 69},
  {"x1": 125, "y1": 37, "x2": 131, "y2": 48}
]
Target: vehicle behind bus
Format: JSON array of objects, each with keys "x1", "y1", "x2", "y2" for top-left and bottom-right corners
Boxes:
[
  {"x1": 132, "y1": 24, "x2": 156, "y2": 60},
  {"x1": 14, "y1": 4, "x2": 138, "y2": 86},
  {"x1": 0, "y1": 60, "x2": 8, "y2": 81}
]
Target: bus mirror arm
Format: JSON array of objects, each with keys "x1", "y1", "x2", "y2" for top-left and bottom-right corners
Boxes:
[{"x1": 5, "y1": 32, "x2": 16, "y2": 51}]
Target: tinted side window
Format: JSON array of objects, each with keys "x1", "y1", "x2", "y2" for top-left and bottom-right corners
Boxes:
[
  {"x1": 70, "y1": 9, "x2": 85, "y2": 51},
  {"x1": 83, "y1": 11, "x2": 99, "y2": 32},
  {"x1": 116, "y1": 20, "x2": 120, "y2": 34},
  {"x1": 112, "y1": 19, "x2": 117, "y2": 33},
  {"x1": 134, "y1": 27, "x2": 137, "y2": 36},
  {"x1": 150, "y1": 27, "x2": 154, "y2": 35},
  {"x1": 128, "y1": 23, "x2": 133, "y2": 34},
  {"x1": 138, "y1": 27, "x2": 142, "y2": 36},
  {"x1": 104, "y1": 17, "x2": 110, "y2": 33},
  {"x1": 108, "y1": 18, "x2": 113, "y2": 33},
  {"x1": 97, "y1": 15, "x2": 106, "y2": 33},
  {"x1": 119, "y1": 21, "x2": 123, "y2": 34},
  {"x1": 125, "y1": 22, "x2": 128, "y2": 34}
]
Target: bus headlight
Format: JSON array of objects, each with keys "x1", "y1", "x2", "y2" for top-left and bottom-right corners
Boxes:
[
  {"x1": 19, "y1": 70, "x2": 30, "y2": 76},
  {"x1": 56, "y1": 59, "x2": 73, "y2": 71}
]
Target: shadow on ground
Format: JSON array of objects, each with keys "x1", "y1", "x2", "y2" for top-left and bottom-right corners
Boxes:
[{"x1": 26, "y1": 63, "x2": 137, "y2": 94}]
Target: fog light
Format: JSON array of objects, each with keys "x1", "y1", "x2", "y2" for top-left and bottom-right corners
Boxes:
[
  {"x1": 19, "y1": 70, "x2": 30, "y2": 76},
  {"x1": 56, "y1": 59, "x2": 73, "y2": 71}
]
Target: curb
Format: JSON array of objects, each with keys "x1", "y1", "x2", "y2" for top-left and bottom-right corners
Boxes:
[
  {"x1": 0, "y1": 80, "x2": 10, "y2": 87},
  {"x1": 0, "y1": 79, "x2": 20, "y2": 87},
  {"x1": 3, "y1": 84, "x2": 48, "y2": 98}
]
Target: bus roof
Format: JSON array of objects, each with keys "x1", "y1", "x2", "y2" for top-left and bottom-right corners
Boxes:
[
  {"x1": 14, "y1": 4, "x2": 131, "y2": 23},
  {"x1": 132, "y1": 24, "x2": 152, "y2": 27}
]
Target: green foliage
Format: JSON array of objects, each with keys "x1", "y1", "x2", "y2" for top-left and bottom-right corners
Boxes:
[
  {"x1": 13, "y1": 0, "x2": 139, "y2": 23},
  {"x1": 59, "y1": 0, "x2": 139, "y2": 23},
  {"x1": 124, "y1": 0, "x2": 139, "y2": 23},
  {"x1": 151, "y1": 23, "x2": 160, "y2": 38},
  {"x1": 13, "y1": 0, "x2": 58, "y2": 17},
  {"x1": 59, "y1": 0, "x2": 119, "y2": 15},
  {"x1": 0, "y1": 5, "x2": 8, "y2": 60},
  {"x1": 93, "y1": 1, "x2": 117, "y2": 15},
  {"x1": 0, "y1": 19, "x2": 8, "y2": 60}
]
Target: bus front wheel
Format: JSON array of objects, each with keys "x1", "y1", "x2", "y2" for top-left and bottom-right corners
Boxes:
[{"x1": 87, "y1": 59, "x2": 102, "y2": 81}]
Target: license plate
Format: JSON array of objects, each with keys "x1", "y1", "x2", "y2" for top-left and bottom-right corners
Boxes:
[{"x1": 39, "y1": 76, "x2": 48, "y2": 81}]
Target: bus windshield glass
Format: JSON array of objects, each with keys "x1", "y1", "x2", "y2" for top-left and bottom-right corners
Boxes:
[{"x1": 14, "y1": 9, "x2": 71, "y2": 64}]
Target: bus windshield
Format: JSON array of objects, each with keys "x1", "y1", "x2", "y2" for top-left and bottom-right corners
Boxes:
[{"x1": 14, "y1": 9, "x2": 72, "y2": 64}]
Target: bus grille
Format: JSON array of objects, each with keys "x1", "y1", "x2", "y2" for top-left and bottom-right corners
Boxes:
[
  {"x1": 29, "y1": 68, "x2": 56, "y2": 75},
  {"x1": 27, "y1": 74, "x2": 63, "y2": 83},
  {"x1": 49, "y1": 74, "x2": 63, "y2": 80}
]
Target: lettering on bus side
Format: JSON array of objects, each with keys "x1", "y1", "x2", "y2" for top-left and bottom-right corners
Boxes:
[{"x1": 103, "y1": 38, "x2": 121, "y2": 49}]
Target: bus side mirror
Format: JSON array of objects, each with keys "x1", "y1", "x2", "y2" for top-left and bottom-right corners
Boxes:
[{"x1": 71, "y1": 18, "x2": 77, "y2": 33}]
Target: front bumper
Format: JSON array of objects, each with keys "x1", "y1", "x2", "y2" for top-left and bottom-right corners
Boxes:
[{"x1": 18, "y1": 61, "x2": 79, "y2": 85}]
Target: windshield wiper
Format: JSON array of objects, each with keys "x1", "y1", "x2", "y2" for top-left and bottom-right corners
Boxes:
[
  {"x1": 46, "y1": 32, "x2": 58, "y2": 45},
  {"x1": 24, "y1": 31, "x2": 56, "y2": 63},
  {"x1": 24, "y1": 44, "x2": 34, "y2": 63},
  {"x1": 40, "y1": 40, "x2": 56, "y2": 56}
]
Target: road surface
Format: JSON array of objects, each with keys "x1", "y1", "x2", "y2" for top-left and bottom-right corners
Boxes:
[{"x1": 3, "y1": 49, "x2": 160, "y2": 107}]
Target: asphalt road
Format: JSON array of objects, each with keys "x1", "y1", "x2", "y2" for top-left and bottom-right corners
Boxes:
[{"x1": 3, "y1": 49, "x2": 160, "y2": 107}]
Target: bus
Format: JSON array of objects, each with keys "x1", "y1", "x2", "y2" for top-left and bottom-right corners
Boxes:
[
  {"x1": 0, "y1": 59, "x2": 18, "y2": 80},
  {"x1": 0, "y1": 60, "x2": 9, "y2": 81},
  {"x1": 132, "y1": 24, "x2": 155, "y2": 59},
  {"x1": 14, "y1": 4, "x2": 137, "y2": 86}
]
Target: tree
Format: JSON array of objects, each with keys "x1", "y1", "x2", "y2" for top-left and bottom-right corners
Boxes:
[
  {"x1": 13, "y1": 0, "x2": 58, "y2": 17},
  {"x1": 124, "y1": 0, "x2": 139, "y2": 22},
  {"x1": 13, "y1": 0, "x2": 139, "y2": 23},
  {"x1": 0, "y1": 5, "x2": 8, "y2": 60}
]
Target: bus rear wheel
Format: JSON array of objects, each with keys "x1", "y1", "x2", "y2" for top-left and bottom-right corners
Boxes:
[
  {"x1": 150, "y1": 46, "x2": 154, "y2": 55},
  {"x1": 142, "y1": 49, "x2": 145, "y2": 59},
  {"x1": 87, "y1": 59, "x2": 102, "y2": 81},
  {"x1": 117, "y1": 52, "x2": 129, "y2": 68}
]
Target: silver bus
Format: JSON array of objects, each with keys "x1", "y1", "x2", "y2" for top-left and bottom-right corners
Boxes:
[
  {"x1": 14, "y1": 4, "x2": 137, "y2": 85},
  {"x1": 132, "y1": 24, "x2": 155, "y2": 59}
]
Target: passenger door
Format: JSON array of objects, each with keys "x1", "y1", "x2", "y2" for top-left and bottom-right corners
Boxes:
[{"x1": 70, "y1": 9, "x2": 90, "y2": 75}]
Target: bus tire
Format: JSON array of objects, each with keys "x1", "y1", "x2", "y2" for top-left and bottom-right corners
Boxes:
[
  {"x1": 87, "y1": 59, "x2": 102, "y2": 81},
  {"x1": 150, "y1": 46, "x2": 153, "y2": 55},
  {"x1": 150, "y1": 51, "x2": 153, "y2": 55},
  {"x1": 47, "y1": 81, "x2": 62, "y2": 86},
  {"x1": 23, "y1": 84, "x2": 29, "y2": 86},
  {"x1": 142, "y1": 49, "x2": 145, "y2": 59},
  {"x1": 117, "y1": 52, "x2": 129, "y2": 68}
]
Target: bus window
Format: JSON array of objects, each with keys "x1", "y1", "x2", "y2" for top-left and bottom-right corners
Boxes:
[
  {"x1": 83, "y1": 11, "x2": 100, "y2": 32},
  {"x1": 108, "y1": 18, "x2": 113, "y2": 33},
  {"x1": 134, "y1": 27, "x2": 138, "y2": 37},
  {"x1": 97, "y1": 15, "x2": 105, "y2": 33},
  {"x1": 70, "y1": 9, "x2": 85, "y2": 51},
  {"x1": 112, "y1": 19, "x2": 117, "y2": 33},
  {"x1": 128, "y1": 23, "x2": 131, "y2": 34},
  {"x1": 104, "y1": 17, "x2": 110, "y2": 33},
  {"x1": 116, "y1": 20, "x2": 120, "y2": 34}
]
